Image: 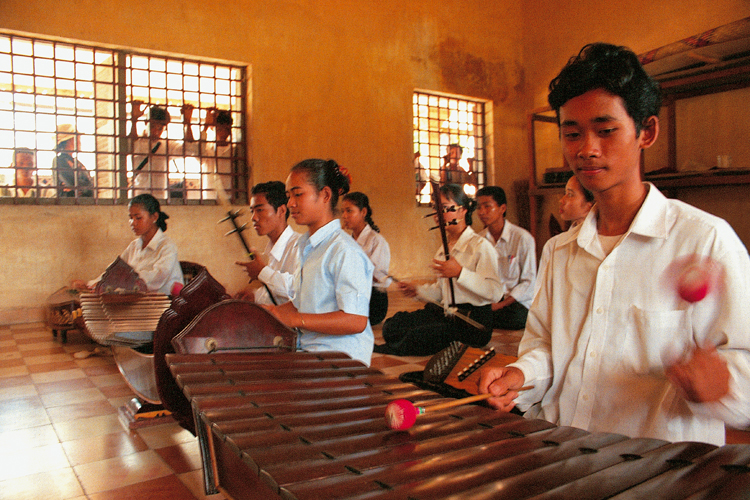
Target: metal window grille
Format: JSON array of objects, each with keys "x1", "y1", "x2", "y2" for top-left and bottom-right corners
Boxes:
[
  {"x1": 0, "y1": 32, "x2": 247, "y2": 205},
  {"x1": 413, "y1": 90, "x2": 487, "y2": 205}
]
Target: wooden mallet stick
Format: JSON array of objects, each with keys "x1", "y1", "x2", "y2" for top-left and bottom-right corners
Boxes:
[{"x1": 385, "y1": 386, "x2": 534, "y2": 430}]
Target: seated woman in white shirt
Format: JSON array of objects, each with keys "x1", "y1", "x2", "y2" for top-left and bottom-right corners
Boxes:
[
  {"x1": 341, "y1": 191, "x2": 391, "y2": 325},
  {"x1": 375, "y1": 184, "x2": 502, "y2": 356},
  {"x1": 72, "y1": 194, "x2": 184, "y2": 296}
]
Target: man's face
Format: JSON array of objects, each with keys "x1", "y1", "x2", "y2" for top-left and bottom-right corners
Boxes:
[
  {"x1": 448, "y1": 146, "x2": 461, "y2": 165},
  {"x1": 558, "y1": 88, "x2": 657, "y2": 196},
  {"x1": 148, "y1": 120, "x2": 168, "y2": 140},
  {"x1": 476, "y1": 195, "x2": 505, "y2": 228},
  {"x1": 250, "y1": 193, "x2": 285, "y2": 237},
  {"x1": 15, "y1": 152, "x2": 34, "y2": 186}
]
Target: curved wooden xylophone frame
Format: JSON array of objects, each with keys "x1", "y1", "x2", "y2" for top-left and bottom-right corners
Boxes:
[{"x1": 167, "y1": 349, "x2": 750, "y2": 500}]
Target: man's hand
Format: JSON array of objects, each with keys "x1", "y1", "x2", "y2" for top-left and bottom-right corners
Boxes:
[
  {"x1": 666, "y1": 345, "x2": 730, "y2": 403},
  {"x1": 396, "y1": 281, "x2": 418, "y2": 298},
  {"x1": 431, "y1": 256, "x2": 462, "y2": 279},
  {"x1": 131, "y1": 100, "x2": 145, "y2": 120},
  {"x1": 235, "y1": 253, "x2": 267, "y2": 281},
  {"x1": 477, "y1": 365, "x2": 526, "y2": 412}
]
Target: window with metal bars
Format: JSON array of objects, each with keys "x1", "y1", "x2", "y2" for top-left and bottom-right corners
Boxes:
[
  {"x1": 0, "y1": 31, "x2": 248, "y2": 205},
  {"x1": 412, "y1": 90, "x2": 488, "y2": 205}
]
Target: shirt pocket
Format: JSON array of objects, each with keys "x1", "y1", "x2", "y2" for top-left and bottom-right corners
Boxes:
[{"x1": 626, "y1": 305, "x2": 693, "y2": 375}]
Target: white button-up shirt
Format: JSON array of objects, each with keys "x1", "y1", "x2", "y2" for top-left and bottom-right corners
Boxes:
[
  {"x1": 254, "y1": 225, "x2": 301, "y2": 305},
  {"x1": 355, "y1": 224, "x2": 392, "y2": 290},
  {"x1": 480, "y1": 220, "x2": 537, "y2": 309},
  {"x1": 514, "y1": 183, "x2": 750, "y2": 445},
  {"x1": 418, "y1": 226, "x2": 503, "y2": 307}
]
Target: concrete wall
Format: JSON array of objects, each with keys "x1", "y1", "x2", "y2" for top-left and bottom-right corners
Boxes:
[{"x1": 0, "y1": 0, "x2": 528, "y2": 321}]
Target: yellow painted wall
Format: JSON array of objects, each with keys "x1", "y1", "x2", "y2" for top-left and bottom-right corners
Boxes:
[
  {"x1": 0, "y1": 0, "x2": 528, "y2": 321},
  {"x1": 521, "y1": 1, "x2": 750, "y2": 250},
  {"x1": 2, "y1": 1, "x2": 749, "y2": 322}
]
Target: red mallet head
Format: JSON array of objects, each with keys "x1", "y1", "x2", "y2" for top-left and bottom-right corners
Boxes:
[
  {"x1": 385, "y1": 399, "x2": 425, "y2": 430},
  {"x1": 677, "y1": 258, "x2": 719, "y2": 303}
]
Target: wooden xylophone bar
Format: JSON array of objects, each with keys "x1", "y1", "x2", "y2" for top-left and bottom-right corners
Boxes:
[{"x1": 167, "y1": 352, "x2": 750, "y2": 500}]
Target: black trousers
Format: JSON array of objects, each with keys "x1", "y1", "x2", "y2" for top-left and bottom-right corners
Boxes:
[
  {"x1": 380, "y1": 302, "x2": 493, "y2": 356},
  {"x1": 369, "y1": 288, "x2": 389, "y2": 326},
  {"x1": 491, "y1": 301, "x2": 529, "y2": 330}
]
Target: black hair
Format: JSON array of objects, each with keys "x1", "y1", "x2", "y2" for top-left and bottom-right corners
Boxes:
[
  {"x1": 548, "y1": 43, "x2": 662, "y2": 135},
  {"x1": 290, "y1": 158, "x2": 350, "y2": 210},
  {"x1": 252, "y1": 181, "x2": 290, "y2": 220},
  {"x1": 129, "y1": 193, "x2": 169, "y2": 231},
  {"x1": 149, "y1": 105, "x2": 171, "y2": 123},
  {"x1": 343, "y1": 191, "x2": 379, "y2": 232},
  {"x1": 216, "y1": 110, "x2": 233, "y2": 125},
  {"x1": 475, "y1": 185, "x2": 507, "y2": 219},
  {"x1": 439, "y1": 183, "x2": 475, "y2": 226}
]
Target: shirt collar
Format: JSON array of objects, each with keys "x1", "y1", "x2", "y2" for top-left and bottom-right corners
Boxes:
[
  {"x1": 357, "y1": 223, "x2": 373, "y2": 243},
  {"x1": 140, "y1": 228, "x2": 165, "y2": 251},
  {"x1": 269, "y1": 225, "x2": 295, "y2": 261},
  {"x1": 575, "y1": 182, "x2": 670, "y2": 250},
  {"x1": 303, "y1": 218, "x2": 341, "y2": 249},
  {"x1": 453, "y1": 225, "x2": 478, "y2": 253}
]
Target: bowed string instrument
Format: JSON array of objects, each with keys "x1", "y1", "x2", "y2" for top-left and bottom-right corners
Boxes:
[
  {"x1": 215, "y1": 178, "x2": 278, "y2": 306},
  {"x1": 419, "y1": 180, "x2": 486, "y2": 331}
]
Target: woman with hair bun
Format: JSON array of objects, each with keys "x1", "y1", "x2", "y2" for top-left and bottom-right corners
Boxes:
[
  {"x1": 72, "y1": 194, "x2": 184, "y2": 296},
  {"x1": 375, "y1": 183, "x2": 502, "y2": 356},
  {"x1": 264, "y1": 159, "x2": 375, "y2": 366},
  {"x1": 341, "y1": 191, "x2": 391, "y2": 326}
]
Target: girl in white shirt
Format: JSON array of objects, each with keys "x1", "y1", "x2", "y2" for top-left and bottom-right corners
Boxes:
[
  {"x1": 72, "y1": 194, "x2": 184, "y2": 296},
  {"x1": 341, "y1": 192, "x2": 392, "y2": 325}
]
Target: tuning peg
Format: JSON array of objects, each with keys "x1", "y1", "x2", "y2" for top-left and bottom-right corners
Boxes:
[
  {"x1": 429, "y1": 220, "x2": 458, "y2": 231},
  {"x1": 423, "y1": 206, "x2": 457, "y2": 218}
]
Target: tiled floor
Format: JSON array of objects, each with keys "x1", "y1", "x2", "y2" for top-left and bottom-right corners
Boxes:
[{"x1": 1, "y1": 291, "x2": 747, "y2": 499}]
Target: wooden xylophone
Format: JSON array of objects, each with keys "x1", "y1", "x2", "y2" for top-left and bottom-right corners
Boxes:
[{"x1": 167, "y1": 351, "x2": 750, "y2": 500}]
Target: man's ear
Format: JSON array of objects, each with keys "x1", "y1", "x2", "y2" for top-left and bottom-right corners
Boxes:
[
  {"x1": 500, "y1": 203, "x2": 507, "y2": 218},
  {"x1": 639, "y1": 116, "x2": 659, "y2": 150},
  {"x1": 277, "y1": 203, "x2": 287, "y2": 218}
]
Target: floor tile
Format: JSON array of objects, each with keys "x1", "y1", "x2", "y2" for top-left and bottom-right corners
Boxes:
[
  {"x1": 0, "y1": 442, "x2": 69, "y2": 481},
  {"x1": 1, "y1": 423, "x2": 59, "y2": 449},
  {"x1": 36, "y1": 376, "x2": 95, "y2": 395},
  {"x1": 0, "y1": 383, "x2": 37, "y2": 402},
  {"x1": 46, "y1": 399, "x2": 119, "y2": 425},
  {"x1": 31, "y1": 368, "x2": 86, "y2": 384},
  {"x1": 0, "y1": 396, "x2": 50, "y2": 432},
  {"x1": 88, "y1": 474, "x2": 199, "y2": 500},
  {"x1": 26, "y1": 360, "x2": 80, "y2": 373},
  {"x1": 75, "y1": 450, "x2": 173, "y2": 494},
  {"x1": 154, "y1": 440, "x2": 203, "y2": 474},
  {"x1": 0, "y1": 467, "x2": 84, "y2": 500},
  {"x1": 62, "y1": 430, "x2": 149, "y2": 466},
  {"x1": 136, "y1": 421, "x2": 197, "y2": 449},
  {"x1": 0, "y1": 364, "x2": 29, "y2": 379},
  {"x1": 53, "y1": 413, "x2": 124, "y2": 442},
  {"x1": 41, "y1": 386, "x2": 106, "y2": 408}
]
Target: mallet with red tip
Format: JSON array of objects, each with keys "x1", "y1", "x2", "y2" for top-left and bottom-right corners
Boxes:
[{"x1": 385, "y1": 386, "x2": 533, "y2": 430}]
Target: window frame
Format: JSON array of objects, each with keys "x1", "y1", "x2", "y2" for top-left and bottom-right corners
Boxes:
[
  {"x1": 0, "y1": 31, "x2": 249, "y2": 206},
  {"x1": 412, "y1": 89, "x2": 489, "y2": 205}
]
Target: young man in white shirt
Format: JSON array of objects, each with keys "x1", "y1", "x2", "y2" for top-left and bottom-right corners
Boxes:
[
  {"x1": 475, "y1": 185, "x2": 537, "y2": 330},
  {"x1": 235, "y1": 181, "x2": 301, "y2": 305},
  {"x1": 479, "y1": 43, "x2": 750, "y2": 446}
]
